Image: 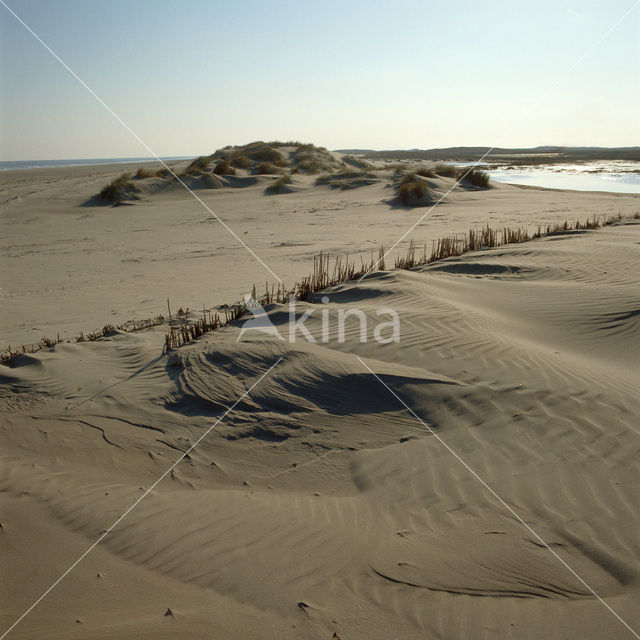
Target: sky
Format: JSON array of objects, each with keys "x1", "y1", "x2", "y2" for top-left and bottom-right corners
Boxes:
[{"x1": 0, "y1": 0, "x2": 638, "y2": 160}]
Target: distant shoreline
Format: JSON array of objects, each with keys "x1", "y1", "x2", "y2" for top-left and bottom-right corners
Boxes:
[
  {"x1": 4, "y1": 145, "x2": 640, "y2": 172},
  {"x1": 0, "y1": 156, "x2": 193, "y2": 172}
]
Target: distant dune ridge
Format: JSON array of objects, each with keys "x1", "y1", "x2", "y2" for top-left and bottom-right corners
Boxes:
[
  {"x1": 1, "y1": 142, "x2": 640, "y2": 639},
  {"x1": 95, "y1": 141, "x2": 493, "y2": 205},
  {"x1": 339, "y1": 145, "x2": 640, "y2": 163},
  {"x1": 97, "y1": 142, "x2": 347, "y2": 203}
]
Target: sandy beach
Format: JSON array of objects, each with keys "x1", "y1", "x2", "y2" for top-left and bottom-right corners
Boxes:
[
  {"x1": 4, "y1": 0, "x2": 640, "y2": 634},
  {"x1": 1, "y1": 158, "x2": 639, "y2": 348},
  {"x1": 1, "y1": 151, "x2": 639, "y2": 639}
]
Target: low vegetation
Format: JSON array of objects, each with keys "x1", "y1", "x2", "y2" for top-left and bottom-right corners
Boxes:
[
  {"x1": 213, "y1": 160, "x2": 236, "y2": 175},
  {"x1": 134, "y1": 167, "x2": 155, "y2": 179},
  {"x1": 433, "y1": 163, "x2": 458, "y2": 178},
  {"x1": 431, "y1": 164, "x2": 491, "y2": 187},
  {"x1": 97, "y1": 142, "x2": 362, "y2": 201},
  {"x1": 155, "y1": 167, "x2": 172, "y2": 179},
  {"x1": 264, "y1": 174, "x2": 292, "y2": 194},
  {"x1": 164, "y1": 303, "x2": 243, "y2": 352},
  {"x1": 1, "y1": 316, "x2": 165, "y2": 366},
  {"x1": 245, "y1": 143, "x2": 286, "y2": 165},
  {"x1": 342, "y1": 154, "x2": 373, "y2": 170},
  {"x1": 343, "y1": 146, "x2": 640, "y2": 165},
  {"x1": 214, "y1": 142, "x2": 288, "y2": 169},
  {"x1": 98, "y1": 146, "x2": 490, "y2": 206},
  {"x1": 315, "y1": 170, "x2": 378, "y2": 190},
  {"x1": 183, "y1": 156, "x2": 212, "y2": 176},
  {"x1": 395, "y1": 173, "x2": 435, "y2": 206},
  {"x1": 390, "y1": 163, "x2": 491, "y2": 193},
  {"x1": 415, "y1": 167, "x2": 436, "y2": 178},
  {"x1": 293, "y1": 143, "x2": 341, "y2": 174},
  {"x1": 229, "y1": 155, "x2": 253, "y2": 169},
  {"x1": 456, "y1": 166, "x2": 490, "y2": 188},
  {"x1": 255, "y1": 162, "x2": 285, "y2": 175},
  {"x1": 99, "y1": 172, "x2": 139, "y2": 204},
  {"x1": 394, "y1": 213, "x2": 627, "y2": 268}
]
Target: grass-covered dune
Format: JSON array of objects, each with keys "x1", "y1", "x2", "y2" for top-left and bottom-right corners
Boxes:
[
  {"x1": 96, "y1": 141, "x2": 494, "y2": 204},
  {"x1": 97, "y1": 142, "x2": 353, "y2": 203}
]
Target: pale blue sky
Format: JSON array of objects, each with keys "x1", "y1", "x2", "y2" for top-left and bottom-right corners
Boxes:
[{"x1": 1, "y1": 0, "x2": 638, "y2": 160}]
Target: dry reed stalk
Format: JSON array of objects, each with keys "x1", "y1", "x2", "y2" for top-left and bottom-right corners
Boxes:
[
  {"x1": 3, "y1": 214, "x2": 631, "y2": 364},
  {"x1": 391, "y1": 213, "x2": 626, "y2": 273}
]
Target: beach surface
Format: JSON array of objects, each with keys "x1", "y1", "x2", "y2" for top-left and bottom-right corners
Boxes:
[
  {"x1": 1, "y1": 163, "x2": 640, "y2": 639},
  {"x1": 1, "y1": 160, "x2": 639, "y2": 348}
]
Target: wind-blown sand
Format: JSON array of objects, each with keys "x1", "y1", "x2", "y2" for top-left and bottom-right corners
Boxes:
[
  {"x1": 1, "y1": 162, "x2": 639, "y2": 639},
  {"x1": 1, "y1": 160, "x2": 639, "y2": 348}
]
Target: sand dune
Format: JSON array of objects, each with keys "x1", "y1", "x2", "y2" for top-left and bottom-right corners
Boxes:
[
  {"x1": 2, "y1": 159, "x2": 639, "y2": 348},
  {"x1": 2, "y1": 215, "x2": 639, "y2": 638}
]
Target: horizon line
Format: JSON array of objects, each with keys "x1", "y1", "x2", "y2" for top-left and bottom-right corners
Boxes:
[{"x1": 3, "y1": 143, "x2": 640, "y2": 164}]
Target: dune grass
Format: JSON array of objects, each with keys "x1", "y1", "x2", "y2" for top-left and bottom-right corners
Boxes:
[
  {"x1": 457, "y1": 166, "x2": 490, "y2": 188},
  {"x1": 155, "y1": 167, "x2": 172, "y2": 179},
  {"x1": 255, "y1": 162, "x2": 285, "y2": 175},
  {"x1": 397, "y1": 178, "x2": 426, "y2": 205},
  {"x1": 264, "y1": 174, "x2": 292, "y2": 194},
  {"x1": 315, "y1": 170, "x2": 378, "y2": 189},
  {"x1": 415, "y1": 167, "x2": 436, "y2": 178},
  {"x1": 394, "y1": 213, "x2": 627, "y2": 269},
  {"x1": 342, "y1": 154, "x2": 373, "y2": 170},
  {"x1": 128, "y1": 142, "x2": 350, "y2": 193},
  {"x1": 213, "y1": 160, "x2": 236, "y2": 175},
  {"x1": 101, "y1": 164, "x2": 179, "y2": 201},
  {"x1": 245, "y1": 144, "x2": 286, "y2": 165},
  {"x1": 433, "y1": 163, "x2": 459, "y2": 178},
  {"x1": 134, "y1": 167, "x2": 155, "y2": 179},
  {"x1": 1, "y1": 316, "x2": 165, "y2": 366},
  {"x1": 99, "y1": 172, "x2": 139, "y2": 203},
  {"x1": 213, "y1": 143, "x2": 289, "y2": 171},
  {"x1": 229, "y1": 155, "x2": 253, "y2": 169},
  {"x1": 116, "y1": 145, "x2": 492, "y2": 203},
  {"x1": 395, "y1": 173, "x2": 434, "y2": 206},
  {"x1": 182, "y1": 156, "x2": 212, "y2": 176},
  {"x1": 412, "y1": 164, "x2": 491, "y2": 188},
  {"x1": 294, "y1": 144, "x2": 341, "y2": 174},
  {"x1": 164, "y1": 301, "x2": 237, "y2": 352}
]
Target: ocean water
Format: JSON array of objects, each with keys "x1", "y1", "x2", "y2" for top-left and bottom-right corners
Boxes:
[
  {"x1": 486, "y1": 161, "x2": 640, "y2": 194},
  {"x1": 0, "y1": 156, "x2": 192, "y2": 171}
]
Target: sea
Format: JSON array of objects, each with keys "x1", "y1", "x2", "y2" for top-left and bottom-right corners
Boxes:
[
  {"x1": 485, "y1": 161, "x2": 640, "y2": 194},
  {"x1": 0, "y1": 156, "x2": 193, "y2": 171}
]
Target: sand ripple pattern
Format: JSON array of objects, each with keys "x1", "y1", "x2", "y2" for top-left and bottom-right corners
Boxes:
[{"x1": 2, "y1": 221, "x2": 639, "y2": 639}]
